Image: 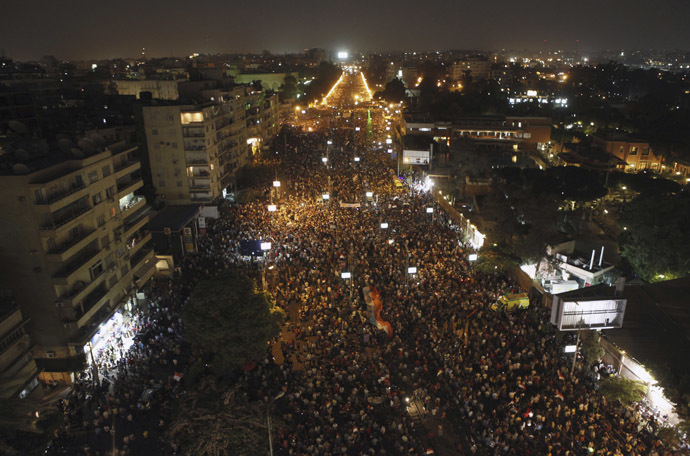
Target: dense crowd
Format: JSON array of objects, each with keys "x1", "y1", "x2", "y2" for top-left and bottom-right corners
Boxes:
[{"x1": 46, "y1": 110, "x2": 678, "y2": 455}]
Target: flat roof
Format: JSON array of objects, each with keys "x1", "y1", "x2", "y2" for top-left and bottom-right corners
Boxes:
[{"x1": 148, "y1": 204, "x2": 201, "y2": 232}]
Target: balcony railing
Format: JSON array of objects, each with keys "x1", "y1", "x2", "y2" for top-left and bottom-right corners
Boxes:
[
  {"x1": 48, "y1": 229, "x2": 97, "y2": 254},
  {"x1": 40, "y1": 205, "x2": 91, "y2": 230},
  {"x1": 130, "y1": 248, "x2": 153, "y2": 269},
  {"x1": 114, "y1": 159, "x2": 138, "y2": 172},
  {"x1": 37, "y1": 183, "x2": 87, "y2": 205},
  {"x1": 53, "y1": 247, "x2": 100, "y2": 278},
  {"x1": 117, "y1": 177, "x2": 142, "y2": 193},
  {"x1": 79, "y1": 284, "x2": 108, "y2": 319}
]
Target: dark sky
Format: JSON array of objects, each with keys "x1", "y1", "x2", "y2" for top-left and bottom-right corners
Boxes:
[{"x1": 2, "y1": 0, "x2": 690, "y2": 60}]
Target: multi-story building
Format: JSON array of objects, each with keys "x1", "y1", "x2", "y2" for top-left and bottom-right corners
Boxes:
[
  {"x1": 114, "y1": 79, "x2": 180, "y2": 100},
  {"x1": 0, "y1": 293, "x2": 41, "y2": 399},
  {"x1": 142, "y1": 83, "x2": 280, "y2": 204},
  {"x1": 450, "y1": 57, "x2": 491, "y2": 81},
  {"x1": 141, "y1": 86, "x2": 249, "y2": 204},
  {"x1": 592, "y1": 133, "x2": 662, "y2": 172},
  {"x1": 0, "y1": 139, "x2": 155, "y2": 381}
]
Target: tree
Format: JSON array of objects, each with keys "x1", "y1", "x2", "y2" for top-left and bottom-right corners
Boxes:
[
  {"x1": 167, "y1": 378, "x2": 269, "y2": 455},
  {"x1": 618, "y1": 193, "x2": 690, "y2": 282},
  {"x1": 580, "y1": 330, "x2": 604, "y2": 366},
  {"x1": 599, "y1": 376, "x2": 647, "y2": 405},
  {"x1": 473, "y1": 245, "x2": 519, "y2": 275},
  {"x1": 378, "y1": 78, "x2": 406, "y2": 103},
  {"x1": 183, "y1": 270, "x2": 285, "y2": 375},
  {"x1": 280, "y1": 74, "x2": 298, "y2": 100}
]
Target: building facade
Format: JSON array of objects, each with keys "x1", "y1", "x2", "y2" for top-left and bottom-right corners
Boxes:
[
  {"x1": 142, "y1": 85, "x2": 279, "y2": 204},
  {"x1": 593, "y1": 134, "x2": 662, "y2": 172},
  {"x1": 0, "y1": 140, "x2": 155, "y2": 380},
  {"x1": 0, "y1": 295, "x2": 40, "y2": 399},
  {"x1": 114, "y1": 79, "x2": 180, "y2": 100},
  {"x1": 450, "y1": 58, "x2": 491, "y2": 81}
]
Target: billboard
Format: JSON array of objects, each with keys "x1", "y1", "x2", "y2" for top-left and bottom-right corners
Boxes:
[
  {"x1": 550, "y1": 296, "x2": 626, "y2": 331},
  {"x1": 403, "y1": 149, "x2": 430, "y2": 165}
]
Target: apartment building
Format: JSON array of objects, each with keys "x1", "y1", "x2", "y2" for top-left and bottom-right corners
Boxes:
[
  {"x1": 142, "y1": 84, "x2": 279, "y2": 204},
  {"x1": 114, "y1": 79, "x2": 180, "y2": 100},
  {"x1": 592, "y1": 133, "x2": 662, "y2": 172},
  {"x1": 450, "y1": 57, "x2": 491, "y2": 81},
  {"x1": 0, "y1": 139, "x2": 155, "y2": 380},
  {"x1": 0, "y1": 293, "x2": 40, "y2": 399}
]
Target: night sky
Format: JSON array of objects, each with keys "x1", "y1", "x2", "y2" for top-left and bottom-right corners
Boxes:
[{"x1": 2, "y1": 0, "x2": 690, "y2": 60}]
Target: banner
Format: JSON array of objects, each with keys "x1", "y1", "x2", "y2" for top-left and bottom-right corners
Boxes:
[
  {"x1": 362, "y1": 286, "x2": 393, "y2": 338},
  {"x1": 339, "y1": 202, "x2": 361, "y2": 208}
]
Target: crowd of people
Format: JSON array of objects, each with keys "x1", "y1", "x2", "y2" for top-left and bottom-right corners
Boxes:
[{"x1": 46, "y1": 103, "x2": 680, "y2": 455}]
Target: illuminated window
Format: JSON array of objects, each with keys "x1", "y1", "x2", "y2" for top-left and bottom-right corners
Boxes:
[{"x1": 180, "y1": 112, "x2": 204, "y2": 124}]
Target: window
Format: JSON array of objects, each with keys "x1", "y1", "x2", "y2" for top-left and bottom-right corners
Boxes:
[
  {"x1": 629, "y1": 146, "x2": 638, "y2": 155},
  {"x1": 102, "y1": 165, "x2": 111, "y2": 177},
  {"x1": 642, "y1": 147, "x2": 649, "y2": 155},
  {"x1": 101, "y1": 235, "x2": 110, "y2": 248},
  {"x1": 88, "y1": 171, "x2": 99, "y2": 183},
  {"x1": 120, "y1": 264, "x2": 129, "y2": 277},
  {"x1": 117, "y1": 245, "x2": 126, "y2": 257},
  {"x1": 97, "y1": 215, "x2": 106, "y2": 227},
  {"x1": 89, "y1": 261, "x2": 103, "y2": 280},
  {"x1": 159, "y1": 180, "x2": 166, "y2": 187},
  {"x1": 70, "y1": 226, "x2": 81, "y2": 239},
  {"x1": 106, "y1": 186, "x2": 115, "y2": 198},
  {"x1": 92, "y1": 193, "x2": 102, "y2": 206},
  {"x1": 177, "y1": 181, "x2": 183, "y2": 187},
  {"x1": 152, "y1": 129, "x2": 159, "y2": 135}
]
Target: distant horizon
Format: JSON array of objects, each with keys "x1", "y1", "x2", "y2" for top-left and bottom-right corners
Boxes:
[{"x1": 4, "y1": 46, "x2": 690, "y2": 63}]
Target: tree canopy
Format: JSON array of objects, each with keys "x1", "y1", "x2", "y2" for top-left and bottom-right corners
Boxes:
[
  {"x1": 183, "y1": 270, "x2": 285, "y2": 375},
  {"x1": 618, "y1": 193, "x2": 690, "y2": 282}
]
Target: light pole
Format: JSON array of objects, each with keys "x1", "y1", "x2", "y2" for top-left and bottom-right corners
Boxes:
[{"x1": 267, "y1": 391, "x2": 285, "y2": 456}]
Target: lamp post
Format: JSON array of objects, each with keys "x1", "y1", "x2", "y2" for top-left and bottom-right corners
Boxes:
[{"x1": 267, "y1": 391, "x2": 285, "y2": 456}]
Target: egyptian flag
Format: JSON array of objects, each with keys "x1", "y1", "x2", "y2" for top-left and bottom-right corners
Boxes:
[
  {"x1": 173, "y1": 372, "x2": 184, "y2": 382},
  {"x1": 554, "y1": 391, "x2": 565, "y2": 401}
]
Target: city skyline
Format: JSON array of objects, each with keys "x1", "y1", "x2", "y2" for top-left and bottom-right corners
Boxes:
[{"x1": 2, "y1": 0, "x2": 690, "y2": 60}]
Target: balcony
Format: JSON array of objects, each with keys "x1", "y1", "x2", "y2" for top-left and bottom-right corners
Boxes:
[
  {"x1": 120, "y1": 195, "x2": 146, "y2": 219},
  {"x1": 57, "y1": 273, "x2": 107, "y2": 307},
  {"x1": 123, "y1": 211, "x2": 149, "y2": 238},
  {"x1": 117, "y1": 176, "x2": 143, "y2": 196},
  {"x1": 47, "y1": 229, "x2": 98, "y2": 262},
  {"x1": 40, "y1": 203, "x2": 91, "y2": 233},
  {"x1": 130, "y1": 248, "x2": 154, "y2": 271},
  {"x1": 114, "y1": 160, "x2": 141, "y2": 179},
  {"x1": 52, "y1": 246, "x2": 101, "y2": 284},
  {"x1": 35, "y1": 183, "x2": 88, "y2": 208},
  {"x1": 189, "y1": 178, "x2": 210, "y2": 189},
  {"x1": 77, "y1": 284, "x2": 109, "y2": 328},
  {"x1": 127, "y1": 231, "x2": 151, "y2": 256}
]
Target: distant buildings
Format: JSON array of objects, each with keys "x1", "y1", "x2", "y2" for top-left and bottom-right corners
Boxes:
[
  {"x1": 114, "y1": 79, "x2": 180, "y2": 100},
  {"x1": 450, "y1": 57, "x2": 491, "y2": 81}
]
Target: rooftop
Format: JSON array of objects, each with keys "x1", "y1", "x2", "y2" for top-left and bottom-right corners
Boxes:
[{"x1": 148, "y1": 204, "x2": 201, "y2": 232}]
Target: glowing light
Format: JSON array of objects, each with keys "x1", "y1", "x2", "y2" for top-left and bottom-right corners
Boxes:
[
  {"x1": 468, "y1": 254, "x2": 478, "y2": 261},
  {"x1": 360, "y1": 72, "x2": 373, "y2": 100},
  {"x1": 322, "y1": 193, "x2": 330, "y2": 200},
  {"x1": 407, "y1": 267, "x2": 417, "y2": 274},
  {"x1": 380, "y1": 222, "x2": 389, "y2": 229},
  {"x1": 366, "y1": 191, "x2": 373, "y2": 197},
  {"x1": 260, "y1": 242, "x2": 272, "y2": 251},
  {"x1": 323, "y1": 73, "x2": 345, "y2": 105},
  {"x1": 273, "y1": 181, "x2": 281, "y2": 187},
  {"x1": 267, "y1": 204, "x2": 277, "y2": 212},
  {"x1": 426, "y1": 207, "x2": 434, "y2": 214}
]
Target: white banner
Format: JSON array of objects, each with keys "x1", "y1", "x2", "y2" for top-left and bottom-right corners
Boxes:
[{"x1": 339, "y1": 202, "x2": 361, "y2": 208}]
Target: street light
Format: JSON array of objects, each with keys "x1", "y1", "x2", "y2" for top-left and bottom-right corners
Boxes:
[
  {"x1": 267, "y1": 204, "x2": 277, "y2": 212},
  {"x1": 267, "y1": 391, "x2": 285, "y2": 456}
]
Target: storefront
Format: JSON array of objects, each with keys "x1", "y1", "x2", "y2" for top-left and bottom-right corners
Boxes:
[{"x1": 82, "y1": 296, "x2": 139, "y2": 370}]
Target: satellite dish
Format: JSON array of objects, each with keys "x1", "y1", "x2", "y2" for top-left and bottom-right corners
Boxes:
[
  {"x1": 14, "y1": 149, "x2": 30, "y2": 161},
  {"x1": 89, "y1": 133, "x2": 106, "y2": 147},
  {"x1": 71, "y1": 148, "x2": 84, "y2": 158},
  {"x1": 58, "y1": 138, "x2": 73, "y2": 153},
  {"x1": 12, "y1": 164, "x2": 30, "y2": 175},
  {"x1": 8, "y1": 120, "x2": 29, "y2": 135},
  {"x1": 77, "y1": 138, "x2": 96, "y2": 154}
]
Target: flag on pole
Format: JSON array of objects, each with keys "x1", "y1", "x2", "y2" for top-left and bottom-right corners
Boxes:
[{"x1": 173, "y1": 372, "x2": 184, "y2": 382}]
